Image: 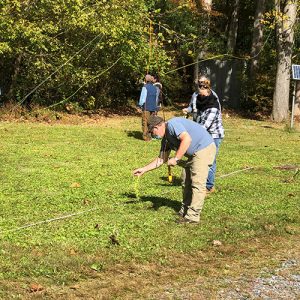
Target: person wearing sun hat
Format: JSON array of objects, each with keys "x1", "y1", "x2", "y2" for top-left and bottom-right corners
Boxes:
[
  {"x1": 137, "y1": 74, "x2": 159, "y2": 141},
  {"x1": 133, "y1": 115, "x2": 216, "y2": 224}
]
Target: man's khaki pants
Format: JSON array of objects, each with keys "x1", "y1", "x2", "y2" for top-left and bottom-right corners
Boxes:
[
  {"x1": 142, "y1": 111, "x2": 156, "y2": 141},
  {"x1": 180, "y1": 143, "x2": 216, "y2": 222}
]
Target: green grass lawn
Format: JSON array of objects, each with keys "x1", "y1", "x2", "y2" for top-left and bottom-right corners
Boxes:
[{"x1": 0, "y1": 113, "x2": 299, "y2": 297}]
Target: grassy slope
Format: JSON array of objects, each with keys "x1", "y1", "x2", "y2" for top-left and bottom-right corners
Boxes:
[{"x1": 0, "y1": 112, "x2": 299, "y2": 298}]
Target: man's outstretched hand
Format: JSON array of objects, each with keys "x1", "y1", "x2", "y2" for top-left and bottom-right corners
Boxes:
[{"x1": 133, "y1": 168, "x2": 145, "y2": 177}]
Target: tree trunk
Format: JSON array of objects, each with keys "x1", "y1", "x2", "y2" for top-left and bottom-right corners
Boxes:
[
  {"x1": 194, "y1": 0, "x2": 212, "y2": 81},
  {"x1": 272, "y1": 0, "x2": 297, "y2": 122},
  {"x1": 7, "y1": 53, "x2": 22, "y2": 101},
  {"x1": 249, "y1": 0, "x2": 266, "y2": 78},
  {"x1": 227, "y1": 0, "x2": 239, "y2": 54}
]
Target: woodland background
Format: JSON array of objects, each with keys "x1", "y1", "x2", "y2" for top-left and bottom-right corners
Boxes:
[{"x1": 0, "y1": 0, "x2": 299, "y2": 122}]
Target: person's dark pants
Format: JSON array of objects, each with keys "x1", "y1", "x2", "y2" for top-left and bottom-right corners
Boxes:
[{"x1": 142, "y1": 111, "x2": 156, "y2": 141}]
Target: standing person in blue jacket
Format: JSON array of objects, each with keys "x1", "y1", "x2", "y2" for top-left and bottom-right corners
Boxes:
[
  {"x1": 133, "y1": 115, "x2": 216, "y2": 224},
  {"x1": 182, "y1": 76, "x2": 224, "y2": 193},
  {"x1": 137, "y1": 74, "x2": 158, "y2": 141}
]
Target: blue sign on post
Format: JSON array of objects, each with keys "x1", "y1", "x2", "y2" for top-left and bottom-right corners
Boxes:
[
  {"x1": 291, "y1": 65, "x2": 300, "y2": 128},
  {"x1": 292, "y1": 64, "x2": 300, "y2": 80}
]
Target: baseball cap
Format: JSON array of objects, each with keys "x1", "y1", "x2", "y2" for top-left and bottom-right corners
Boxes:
[{"x1": 147, "y1": 115, "x2": 164, "y2": 133}]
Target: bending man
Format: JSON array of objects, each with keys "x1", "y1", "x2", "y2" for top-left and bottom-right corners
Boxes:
[{"x1": 133, "y1": 115, "x2": 216, "y2": 224}]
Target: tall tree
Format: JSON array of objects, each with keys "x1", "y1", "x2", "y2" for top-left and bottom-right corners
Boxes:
[
  {"x1": 194, "y1": 0, "x2": 212, "y2": 80},
  {"x1": 249, "y1": 0, "x2": 266, "y2": 78},
  {"x1": 272, "y1": 0, "x2": 298, "y2": 122},
  {"x1": 227, "y1": 0, "x2": 239, "y2": 53}
]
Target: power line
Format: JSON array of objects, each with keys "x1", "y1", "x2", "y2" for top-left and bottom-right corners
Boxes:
[
  {"x1": 15, "y1": 33, "x2": 103, "y2": 109},
  {"x1": 45, "y1": 56, "x2": 122, "y2": 110}
]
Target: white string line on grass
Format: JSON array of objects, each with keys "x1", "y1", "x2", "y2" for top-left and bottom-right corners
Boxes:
[
  {"x1": 217, "y1": 166, "x2": 254, "y2": 178},
  {"x1": 1, "y1": 166, "x2": 254, "y2": 235},
  {"x1": 1, "y1": 207, "x2": 100, "y2": 234}
]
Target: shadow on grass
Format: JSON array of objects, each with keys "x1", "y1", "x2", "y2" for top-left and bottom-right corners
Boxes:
[
  {"x1": 126, "y1": 130, "x2": 143, "y2": 140},
  {"x1": 122, "y1": 192, "x2": 180, "y2": 212}
]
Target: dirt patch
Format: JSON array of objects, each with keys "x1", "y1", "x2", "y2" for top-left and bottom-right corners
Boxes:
[
  {"x1": 0, "y1": 103, "x2": 245, "y2": 126},
  {"x1": 149, "y1": 237, "x2": 300, "y2": 300},
  {"x1": 0, "y1": 103, "x2": 142, "y2": 125},
  {"x1": 4, "y1": 235, "x2": 298, "y2": 299},
  {"x1": 274, "y1": 165, "x2": 299, "y2": 171}
]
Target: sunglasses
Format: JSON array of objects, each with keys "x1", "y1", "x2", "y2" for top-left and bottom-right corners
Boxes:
[{"x1": 199, "y1": 85, "x2": 209, "y2": 89}]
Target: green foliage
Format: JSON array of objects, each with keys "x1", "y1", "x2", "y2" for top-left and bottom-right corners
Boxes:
[
  {"x1": 242, "y1": 46, "x2": 277, "y2": 115},
  {"x1": 0, "y1": 0, "x2": 299, "y2": 115},
  {"x1": 0, "y1": 0, "x2": 170, "y2": 107}
]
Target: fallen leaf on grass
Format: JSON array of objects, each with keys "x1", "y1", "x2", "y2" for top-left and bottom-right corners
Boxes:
[
  {"x1": 29, "y1": 283, "x2": 44, "y2": 293},
  {"x1": 70, "y1": 249, "x2": 76, "y2": 255},
  {"x1": 90, "y1": 263, "x2": 103, "y2": 271},
  {"x1": 109, "y1": 234, "x2": 120, "y2": 245},
  {"x1": 285, "y1": 225, "x2": 297, "y2": 235},
  {"x1": 264, "y1": 224, "x2": 275, "y2": 231},
  {"x1": 83, "y1": 198, "x2": 90, "y2": 205},
  {"x1": 70, "y1": 182, "x2": 81, "y2": 188},
  {"x1": 282, "y1": 178, "x2": 294, "y2": 183},
  {"x1": 70, "y1": 284, "x2": 80, "y2": 290},
  {"x1": 212, "y1": 240, "x2": 222, "y2": 246}
]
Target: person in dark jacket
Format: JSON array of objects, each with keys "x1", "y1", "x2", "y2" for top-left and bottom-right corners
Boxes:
[
  {"x1": 138, "y1": 74, "x2": 158, "y2": 141},
  {"x1": 183, "y1": 78, "x2": 224, "y2": 193}
]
